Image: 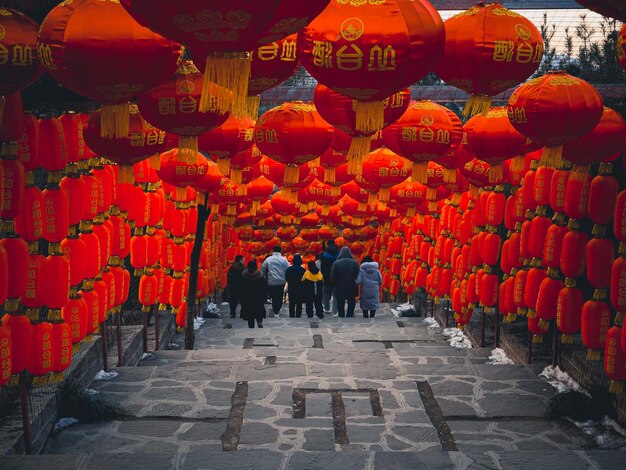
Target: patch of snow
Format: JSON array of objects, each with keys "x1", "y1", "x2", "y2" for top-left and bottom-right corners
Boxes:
[
  {"x1": 193, "y1": 317, "x2": 206, "y2": 330},
  {"x1": 487, "y1": 348, "x2": 514, "y2": 365},
  {"x1": 84, "y1": 388, "x2": 99, "y2": 395},
  {"x1": 221, "y1": 302, "x2": 229, "y2": 306},
  {"x1": 52, "y1": 417, "x2": 78, "y2": 434},
  {"x1": 423, "y1": 317, "x2": 440, "y2": 328},
  {"x1": 166, "y1": 342, "x2": 181, "y2": 350},
  {"x1": 443, "y1": 327, "x2": 472, "y2": 349},
  {"x1": 93, "y1": 370, "x2": 119, "y2": 381},
  {"x1": 206, "y1": 302, "x2": 219, "y2": 313},
  {"x1": 573, "y1": 416, "x2": 626, "y2": 450},
  {"x1": 540, "y1": 365, "x2": 588, "y2": 395},
  {"x1": 390, "y1": 308, "x2": 399, "y2": 317},
  {"x1": 397, "y1": 303, "x2": 413, "y2": 311},
  {"x1": 141, "y1": 352, "x2": 155, "y2": 361}
]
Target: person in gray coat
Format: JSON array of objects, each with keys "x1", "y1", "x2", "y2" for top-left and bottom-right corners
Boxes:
[
  {"x1": 355, "y1": 255, "x2": 382, "y2": 318},
  {"x1": 330, "y1": 246, "x2": 360, "y2": 317}
]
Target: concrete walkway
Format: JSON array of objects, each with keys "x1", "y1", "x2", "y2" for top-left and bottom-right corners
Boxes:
[{"x1": 1, "y1": 303, "x2": 624, "y2": 469}]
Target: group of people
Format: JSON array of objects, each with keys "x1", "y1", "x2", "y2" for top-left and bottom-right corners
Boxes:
[{"x1": 226, "y1": 241, "x2": 383, "y2": 328}]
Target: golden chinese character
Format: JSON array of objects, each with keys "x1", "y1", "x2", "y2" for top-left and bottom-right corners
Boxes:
[
  {"x1": 12, "y1": 44, "x2": 33, "y2": 66},
  {"x1": 402, "y1": 127, "x2": 417, "y2": 142},
  {"x1": 257, "y1": 42, "x2": 279, "y2": 61},
  {"x1": 280, "y1": 40, "x2": 297, "y2": 62},
  {"x1": 312, "y1": 40, "x2": 333, "y2": 68},
  {"x1": 0, "y1": 44, "x2": 8, "y2": 65},
  {"x1": 378, "y1": 168, "x2": 389, "y2": 177},
  {"x1": 368, "y1": 44, "x2": 396, "y2": 71},
  {"x1": 178, "y1": 96, "x2": 198, "y2": 114},
  {"x1": 243, "y1": 128, "x2": 254, "y2": 142},
  {"x1": 158, "y1": 97, "x2": 176, "y2": 115},
  {"x1": 265, "y1": 129, "x2": 279, "y2": 143},
  {"x1": 515, "y1": 42, "x2": 534, "y2": 64},
  {"x1": 389, "y1": 91, "x2": 405, "y2": 108},
  {"x1": 532, "y1": 43, "x2": 544, "y2": 63},
  {"x1": 419, "y1": 128, "x2": 435, "y2": 143},
  {"x1": 436, "y1": 129, "x2": 450, "y2": 144},
  {"x1": 130, "y1": 132, "x2": 146, "y2": 147},
  {"x1": 337, "y1": 44, "x2": 363, "y2": 71},
  {"x1": 36, "y1": 42, "x2": 56, "y2": 70},
  {"x1": 493, "y1": 40, "x2": 515, "y2": 62}
]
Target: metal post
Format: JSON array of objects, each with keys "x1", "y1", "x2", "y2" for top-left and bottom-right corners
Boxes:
[
  {"x1": 100, "y1": 321, "x2": 109, "y2": 372},
  {"x1": 552, "y1": 323, "x2": 560, "y2": 366},
  {"x1": 154, "y1": 305, "x2": 160, "y2": 351},
  {"x1": 142, "y1": 309, "x2": 148, "y2": 354},
  {"x1": 480, "y1": 309, "x2": 486, "y2": 348},
  {"x1": 527, "y1": 330, "x2": 533, "y2": 364},
  {"x1": 116, "y1": 310, "x2": 122, "y2": 367},
  {"x1": 18, "y1": 371, "x2": 32, "y2": 454},
  {"x1": 494, "y1": 308, "x2": 501, "y2": 348}
]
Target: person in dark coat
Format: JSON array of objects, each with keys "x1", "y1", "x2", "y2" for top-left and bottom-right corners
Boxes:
[
  {"x1": 356, "y1": 255, "x2": 383, "y2": 318},
  {"x1": 301, "y1": 260, "x2": 325, "y2": 319},
  {"x1": 330, "y1": 246, "x2": 360, "y2": 318},
  {"x1": 320, "y1": 240, "x2": 339, "y2": 313},
  {"x1": 226, "y1": 255, "x2": 245, "y2": 318},
  {"x1": 285, "y1": 254, "x2": 305, "y2": 318},
  {"x1": 240, "y1": 261, "x2": 266, "y2": 328}
]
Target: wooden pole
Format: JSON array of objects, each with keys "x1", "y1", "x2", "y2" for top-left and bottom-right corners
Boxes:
[
  {"x1": 100, "y1": 321, "x2": 109, "y2": 372},
  {"x1": 18, "y1": 371, "x2": 32, "y2": 454},
  {"x1": 154, "y1": 305, "x2": 160, "y2": 351},
  {"x1": 116, "y1": 310, "x2": 122, "y2": 367}
]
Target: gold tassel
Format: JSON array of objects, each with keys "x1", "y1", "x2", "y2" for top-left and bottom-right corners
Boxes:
[
  {"x1": 367, "y1": 193, "x2": 377, "y2": 206},
  {"x1": 586, "y1": 349, "x2": 601, "y2": 361},
  {"x1": 178, "y1": 136, "x2": 198, "y2": 163},
  {"x1": 200, "y1": 52, "x2": 252, "y2": 117},
  {"x1": 237, "y1": 183, "x2": 247, "y2": 196},
  {"x1": 281, "y1": 215, "x2": 291, "y2": 224},
  {"x1": 561, "y1": 334, "x2": 574, "y2": 344},
  {"x1": 358, "y1": 202, "x2": 366, "y2": 212},
  {"x1": 569, "y1": 164, "x2": 589, "y2": 182},
  {"x1": 309, "y1": 157, "x2": 321, "y2": 168},
  {"x1": 379, "y1": 187, "x2": 390, "y2": 203},
  {"x1": 428, "y1": 201, "x2": 437, "y2": 212},
  {"x1": 176, "y1": 187, "x2": 187, "y2": 201},
  {"x1": 251, "y1": 199, "x2": 260, "y2": 216},
  {"x1": 284, "y1": 189, "x2": 297, "y2": 204},
  {"x1": 442, "y1": 168, "x2": 456, "y2": 183},
  {"x1": 149, "y1": 154, "x2": 162, "y2": 171},
  {"x1": 284, "y1": 165, "x2": 300, "y2": 185},
  {"x1": 355, "y1": 100, "x2": 385, "y2": 134},
  {"x1": 321, "y1": 205, "x2": 330, "y2": 216},
  {"x1": 469, "y1": 185, "x2": 479, "y2": 199},
  {"x1": 227, "y1": 204, "x2": 236, "y2": 216},
  {"x1": 118, "y1": 165, "x2": 135, "y2": 184},
  {"x1": 488, "y1": 163, "x2": 504, "y2": 184},
  {"x1": 247, "y1": 95, "x2": 261, "y2": 120},
  {"x1": 230, "y1": 169, "x2": 243, "y2": 184},
  {"x1": 406, "y1": 207, "x2": 416, "y2": 217},
  {"x1": 100, "y1": 103, "x2": 130, "y2": 138},
  {"x1": 463, "y1": 94, "x2": 493, "y2": 117},
  {"x1": 347, "y1": 136, "x2": 372, "y2": 174},
  {"x1": 389, "y1": 208, "x2": 397, "y2": 218},
  {"x1": 509, "y1": 155, "x2": 525, "y2": 172},
  {"x1": 210, "y1": 203, "x2": 220, "y2": 214},
  {"x1": 540, "y1": 145, "x2": 564, "y2": 168},
  {"x1": 426, "y1": 187, "x2": 436, "y2": 200},
  {"x1": 609, "y1": 380, "x2": 624, "y2": 394},
  {"x1": 324, "y1": 167, "x2": 336, "y2": 184},
  {"x1": 412, "y1": 162, "x2": 428, "y2": 183},
  {"x1": 217, "y1": 157, "x2": 231, "y2": 176},
  {"x1": 330, "y1": 186, "x2": 341, "y2": 197},
  {"x1": 532, "y1": 334, "x2": 544, "y2": 344}
]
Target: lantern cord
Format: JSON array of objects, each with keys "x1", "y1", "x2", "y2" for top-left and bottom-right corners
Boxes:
[
  {"x1": 178, "y1": 136, "x2": 198, "y2": 163},
  {"x1": 247, "y1": 95, "x2": 261, "y2": 120},
  {"x1": 284, "y1": 165, "x2": 300, "y2": 186},
  {"x1": 100, "y1": 103, "x2": 130, "y2": 139},
  {"x1": 324, "y1": 167, "x2": 336, "y2": 184},
  {"x1": 355, "y1": 100, "x2": 385, "y2": 134},
  {"x1": 412, "y1": 162, "x2": 428, "y2": 184},
  {"x1": 509, "y1": 155, "x2": 525, "y2": 172},
  {"x1": 0, "y1": 96, "x2": 5, "y2": 127},
  {"x1": 463, "y1": 95, "x2": 493, "y2": 117},
  {"x1": 540, "y1": 145, "x2": 564, "y2": 168},
  {"x1": 200, "y1": 53, "x2": 252, "y2": 117},
  {"x1": 230, "y1": 169, "x2": 243, "y2": 184},
  {"x1": 217, "y1": 157, "x2": 231, "y2": 176},
  {"x1": 442, "y1": 168, "x2": 457, "y2": 183},
  {"x1": 488, "y1": 164, "x2": 504, "y2": 184},
  {"x1": 569, "y1": 164, "x2": 590, "y2": 182},
  {"x1": 347, "y1": 136, "x2": 372, "y2": 175},
  {"x1": 148, "y1": 154, "x2": 162, "y2": 171}
]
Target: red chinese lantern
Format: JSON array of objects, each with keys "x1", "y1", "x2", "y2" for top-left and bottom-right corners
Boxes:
[
  {"x1": 557, "y1": 285, "x2": 583, "y2": 344},
  {"x1": 139, "y1": 273, "x2": 158, "y2": 313},
  {"x1": 361, "y1": 148, "x2": 410, "y2": 204},
  {"x1": 62, "y1": 295, "x2": 88, "y2": 346},
  {"x1": 0, "y1": 9, "x2": 41, "y2": 118},
  {"x1": 28, "y1": 313, "x2": 53, "y2": 382},
  {"x1": 582, "y1": 300, "x2": 611, "y2": 361},
  {"x1": 610, "y1": 256, "x2": 626, "y2": 317},
  {"x1": 524, "y1": 266, "x2": 546, "y2": 319},
  {"x1": 157, "y1": 151, "x2": 210, "y2": 189},
  {"x1": 614, "y1": 190, "x2": 626, "y2": 244},
  {"x1": 121, "y1": 0, "x2": 330, "y2": 117},
  {"x1": 604, "y1": 324, "x2": 626, "y2": 394},
  {"x1": 137, "y1": 60, "x2": 230, "y2": 163},
  {"x1": 0, "y1": 236, "x2": 28, "y2": 311},
  {"x1": 230, "y1": 146, "x2": 264, "y2": 185},
  {"x1": 588, "y1": 171, "x2": 618, "y2": 227},
  {"x1": 255, "y1": 102, "x2": 333, "y2": 185},
  {"x1": 507, "y1": 71, "x2": 603, "y2": 167},
  {"x1": 586, "y1": 237, "x2": 614, "y2": 292},
  {"x1": 560, "y1": 228, "x2": 588, "y2": 281},
  {"x1": 315, "y1": 84, "x2": 410, "y2": 173},
  {"x1": 258, "y1": 155, "x2": 315, "y2": 195},
  {"x1": 197, "y1": 116, "x2": 255, "y2": 175},
  {"x1": 536, "y1": 276, "x2": 563, "y2": 329},
  {"x1": 0, "y1": 158, "x2": 25, "y2": 222},
  {"x1": 246, "y1": 176, "x2": 274, "y2": 216},
  {"x1": 436, "y1": 3, "x2": 543, "y2": 116},
  {"x1": 383, "y1": 101, "x2": 463, "y2": 183},
  {"x1": 0, "y1": 324, "x2": 11, "y2": 386},
  {"x1": 38, "y1": 0, "x2": 183, "y2": 138},
  {"x1": 298, "y1": 0, "x2": 444, "y2": 135}
]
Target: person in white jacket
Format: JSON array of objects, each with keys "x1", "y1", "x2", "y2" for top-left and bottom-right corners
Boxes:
[{"x1": 261, "y1": 245, "x2": 290, "y2": 316}]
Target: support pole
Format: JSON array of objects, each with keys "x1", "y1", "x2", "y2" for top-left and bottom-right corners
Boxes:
[
  {"x1": 154, "y1": 305, "x2": 160, "y2": 351},
  {"x1": 100, "y1": 320, "x2": 109, "y2": 372},
  {"x1": 494, "y1": 308, "x2": 501, "y2": 348},
  {"x1": 480, "y1": 309, "x2": 486, "y2": 348},
  {"x1": 527, "y1": 330, "x2": 534, "y2": 364},
  {"x1": 116, "y1": 310, "x2": 123, "y2": 367},
  {"x1": 18, "y1": 371, "x2": 32, "y2": 454},
  {"x1": 552, "y1": 322, "x2": 560, "y2": 366}
]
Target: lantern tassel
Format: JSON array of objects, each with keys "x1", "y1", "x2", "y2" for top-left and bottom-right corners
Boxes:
[
  {"x1": 284, "y1": 165, "x2": 300, "y2": 186},
  {"x1": 569, "y1": 164, "x2": 590, "y2": 182},
  {"x1": 217, "y1": 157, "x2": 231, "y2": 176},
  {"x1": 251, "y1": 199, "x2": 260, "y2": 216},
  {"x1": 355, "y1": 100, "x2": 385, "y2": 134},
  {"x1": 347, "y1": 136, "x2": 372, "y2": 176},
  {"x1": 442, "y1": 168, "x2": 457, "y2": 183},
  {"x1": 200, "y1": 52, "x2": 252, "y2": 117},
  {"x1": 540, "y1": 145, "x2": 564, "y2": 168},
  {"x1": 100, "y1": 103, "x2": 130, "y2": 138},
  {"x1": 358, "y1": 202, "x2": 366, "y2": 211},
  {"x1": 230, "y1": 169, "x2": 243, "y2": 184},
  {"x1": 406, "y1": 207, "x2": 416, "y2": 218},
  {"x1": 463, "y1": 94, "x2": 493, "y2": 117},
  {"x1": 227, "y1": 204, "x2": 236, "y2": 216},
  {"x1": 412, "y1": 162, "x2": 428, "y2": 183},
  {"x1": 488, "y1": 163, "x2": 504, "y2": 184},
  {"x1": 330, "y1": 186, "x2": 340, "y2": 197},
  {"x1": 367, "y1": 193, "x2": 377, "y2": 206},
  {"x1": 509, "y1": 155, "x2": 525, "y2": 172},
  {"x1": 118, "y1": 165, "x2": 135, "y2": 184},
  {"x1": 178, "y1": 136, "x2": 198, "y2": 164},
  {"x1": 237, "y1": 183, "x2": 248, "y2": 196},
  {"x1": 324, "y1": 167, "x2": 336, "y2": 184},
  {"x1": 247, "y1": 95, "x2": 261, "y2": 120},
  {"x1": 149, "y1": 154, "x2": 162, "y2": 171},
  {"x1": 379, "y1": 187, "x2": 390, "y2": 203},
  {"x1": 176, "y1": 187, "x2": 187, "y2": 201}
]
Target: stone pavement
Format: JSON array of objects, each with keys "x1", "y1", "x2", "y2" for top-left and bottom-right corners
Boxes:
[{"x1": 2, "y1": 303, "x2": 625, "y2": 469}]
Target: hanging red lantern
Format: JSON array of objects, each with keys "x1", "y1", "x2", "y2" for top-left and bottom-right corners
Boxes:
[
  {"x1": 139, "y1": 273, "x2": 158, "y2": 313},
  {"x1": 246, "y1": 176, "x2": 274, "y2": 216},
  {"x1": 582, "y1": 300, "x2": 611, "y2": 361},
  {"x1": 560, "y1": 228, "x2": 588, "y2": 281},
  {"x1": 298, "y1": 0, "x2": 444, "y2": 135},
  {"x1": 0, "y1": 236, "x2": 28, "y2": 310},
  {"x1": 62, "y1": 295, "x2": 88, "y2": 346},
  {"x1": 38, "y1": 0, "x2": 183, "y2": 138},
  {"x1": 507, "y1": 71, "x2": 603, "y2": 167},
  {"x1": 604, "y1": 324, "x2": 626, "y2": 394},
  {"x1": 28, "y1": 314, "x2": 53, "y2": 382},
  {"x1": 564, "y1": 172, "x2": 591, "y2": 221},
  {"x1": 586, "y1": 237, "x2": 614, "y2": 292},
  {"x1": 524, "y1": 267, "x2": 546, "y2": 319},
  {"x1": 258, "y1": 155, "x2": 315, "y2": 194},
  {"x1": 588, "y1": 171, "x2": 619, "y2": 227},
  {"x1": 614, "y1": 190, "x2": 626, "y2": 244},
  {"x1": 384, "y1": 101, "x2": 463, "y2": 183},
  {"x1": 536, "y1": 276, "x2": 563, "y2": 329},
  {"x1": 137, "y1": 60, "x2": 230, "y2": 163},
  {"x1": 157, "y1": 150, "x2": 210, "y2": 189},
  {"x1": 197, "y1": 116, "x2": 255, "y2": 176},
  {"x1": 361, "y1": 148, "x2": 410, "y2": 204},
  {"x1": 620, "y1": 23, "x2": 626, "y2": 71},
  {"x1": 0, "y1": 158, "x2": 25, "y2": 222},
  {"x1": 229, "y1": 145, "x2": 264, "y2": 185},
  {"x1": 0, "y1": 324, "x2": 11, "y2": 386},
  {"x1": 556, "y1": 285, "x2": 583, "y2": 344}
]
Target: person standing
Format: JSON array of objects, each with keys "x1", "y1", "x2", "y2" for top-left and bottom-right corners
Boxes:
[
  {"x1": 226, "y1": 255, "x2": 245, "y2": 318},
  {"x1": 302, "y1": 260, "x2": 325, "y2": 319},
  {"x1": 240, "y1": 261, "x2": 266, "y2": 328},
  {"x1": 320, "y1": 240, "x2": 339, "y2": 314},
  {"x1": 356, "y1": 255, "x2": 383, "y2": 318},
  {"x1": 330, "y1": 246, "x2": 360, "y2": 318},
  {"x1": 261, "y1": 245, "x2": 290, "y2": 316},
  {"x1": 285, "y1": 254, "x2": 306, "y2": 318}
]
